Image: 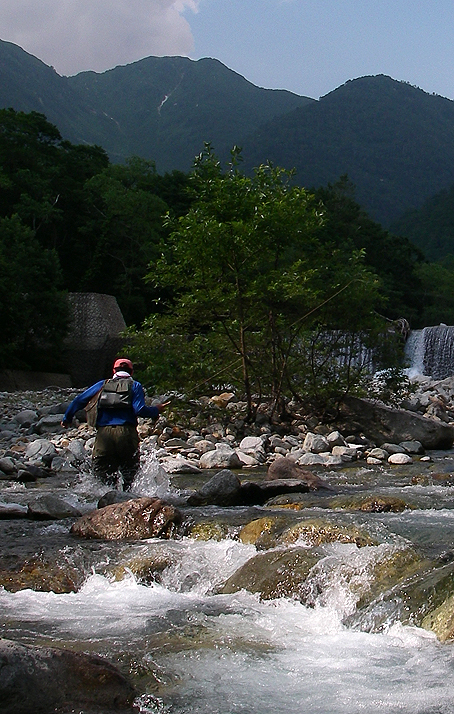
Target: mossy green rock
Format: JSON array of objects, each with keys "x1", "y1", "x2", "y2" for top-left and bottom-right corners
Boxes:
[
  {"x1": 328, "y1": 494, "x2": 413, "y2": 513},
  {"x1": 189, "y1": 522, "x2": 229, "y2": 541},
  {"x1": 218, "y1": 547, "x2": 320, "y2": 600},
  {"x1": 238, "y1": 516, "x2": 287, "y2": 549},
  {"x1": 278, "y1": 518, "x2": 376, "y2": 547}
]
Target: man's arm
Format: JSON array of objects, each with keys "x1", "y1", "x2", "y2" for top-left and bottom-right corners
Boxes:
[{"x1": 61, "y1": 381, "x2": 105, "y2": 426}]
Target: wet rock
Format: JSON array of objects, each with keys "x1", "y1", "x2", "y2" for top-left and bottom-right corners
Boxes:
[
  {"x1": 238, "y1": 515, "x2": 288, "y2": 549},
  {"x1": 27, "y1": 494, "x2": 82, "y2": 520},
  {"x1": 240, "y1": 479, "x2": 311, "y2": 506},
  {"x1": 0, "y1": 503, "x2": 28, "y2": 518},
  {"x1": 279, "y1": 518, "x2": 376, "y2": 548},
  {"x1": 266, "y1": 457, "x2": 331, "y2": 490},
  {"x1": 70, "y1": 497, "x2": 181, "y2": 540},
  {"x1": 109, "y1": 547, "x2": 176, "y2": 584},
  {"x1": 0, "y1": 637, "x2": 136, "y2": 713},
  {"x1": 98, "y1": 490, "x2": 139, "y2": 508},
  {"x1": 356, "y1": 561, "x2": 454, "y2": 635},
  {"x1": 189, "y1": 522, "x2": 229, "y2": 541},
  {"x1": 218, "y1": 547, "x2": 320, "y2": 600},
  {"x1": 328, "y1": 494, "x2": 412, "y2": 512},
  {"x1": 24, "y1": 439, "x2": 57, "y2": 466},
  {"x1": 422, "y1": 594, "x2": 454, "y2": 641},
  {"x1": 187, "y1": 469, "x2": 242, "y2": 506},
  {"x1": 0, "y1": 555, "x2": 83, "y2": 593}
]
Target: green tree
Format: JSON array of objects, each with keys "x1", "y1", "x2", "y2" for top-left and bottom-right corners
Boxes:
[
  {"x1": 0, "y1": 215, "x2": 68, "y2": 369},
  {"x1": 78, "y1": 158, "x2": 172, "y2": 325},
  {"x1": 313, "y1": 177, "x2": 425, "y2": 326},
  {"x1": 132, "y1": 147, "x2": 388, "y2": 416}
]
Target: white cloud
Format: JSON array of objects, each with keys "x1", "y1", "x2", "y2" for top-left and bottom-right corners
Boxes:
[{"x1": 0, "y1": 0, "x2": 200, "y2": 75}]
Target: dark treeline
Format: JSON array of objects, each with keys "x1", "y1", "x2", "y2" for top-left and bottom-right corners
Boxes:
[{"x1": 0, "y1": 107, "x2": 443, "y2": 376}]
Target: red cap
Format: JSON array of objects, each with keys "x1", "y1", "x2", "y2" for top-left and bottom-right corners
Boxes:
[{"x1": 113, "y1": 358, "x2": 134, "y2": 374}]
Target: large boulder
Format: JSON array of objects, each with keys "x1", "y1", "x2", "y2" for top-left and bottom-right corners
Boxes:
[
  {"x1": 340, "y1": 395, "x2": 454, "y2": 450},
  {"x1": 70, "y1": 497, "x2": 181, "y2": 540},
  {"x1": 0, "y1": 638, "x2": 135, "y2": 713}
]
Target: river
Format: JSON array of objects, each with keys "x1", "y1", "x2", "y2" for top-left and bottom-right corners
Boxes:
[{"x1": 2, "y1": 451, "x2": 454, "y2": 713}]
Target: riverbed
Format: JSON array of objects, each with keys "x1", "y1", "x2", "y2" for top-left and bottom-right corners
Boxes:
[{"x1": 2, "y1": 447, "x2": 454, "y2": 713}]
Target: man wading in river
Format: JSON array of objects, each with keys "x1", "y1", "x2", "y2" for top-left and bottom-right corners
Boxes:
[{"x1": 61, "y1": 358, "x2": 167, "y2": 490}]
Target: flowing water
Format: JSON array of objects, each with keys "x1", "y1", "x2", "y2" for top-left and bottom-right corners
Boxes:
[
  {"x1": 3, "y1": 452, "x2": 454, "y2": 713},
  {"x1": 405, "y1": 325, "x2": 454, "y2": 379}
]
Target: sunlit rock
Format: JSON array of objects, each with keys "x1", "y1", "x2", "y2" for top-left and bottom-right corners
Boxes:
[
  {"x1": 199, "y1": 444, "x2": 242, "y2": 469},
  {"x1": 422, "y1": 593, "x2": 454, "y2": 642},
  {"x1": 238, "y1": 515, "x2": 287, "y2": 549},
  {"x1": 70, "y1": 497, "x2": 181, "y2": 540},
  {"x1": 388, "y1": 453, "x2": 413, "y2": 465}
]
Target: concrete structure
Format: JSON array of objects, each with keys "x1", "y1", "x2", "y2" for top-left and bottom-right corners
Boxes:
[{"x1": 62, "y1": 293, "x2": 127, "y2": 387}]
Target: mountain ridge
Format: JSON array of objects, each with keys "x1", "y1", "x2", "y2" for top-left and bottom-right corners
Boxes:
[{"x1": 3, "y1": 39, "x2": 454, "y2": 226}]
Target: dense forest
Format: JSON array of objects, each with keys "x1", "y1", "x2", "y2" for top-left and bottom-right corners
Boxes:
[{"x1": 1, "y1": 108, "x2": 452, "y2": 404}]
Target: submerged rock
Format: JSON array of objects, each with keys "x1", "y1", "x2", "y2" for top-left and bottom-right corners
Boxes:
[
  {"x1": 0, "y1": 555, "x2": 83, "y2": 593},
  {"x1": 279, "y1": 518, "x2": 376, "y2": 548},
  {"x1": 328, "y1": 494, "x2": 413, "y2": 513}
]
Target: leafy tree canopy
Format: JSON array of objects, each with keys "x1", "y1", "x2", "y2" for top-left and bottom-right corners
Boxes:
[{"x1": 129, "y1": 147, "x2": 392, "y2": 415}]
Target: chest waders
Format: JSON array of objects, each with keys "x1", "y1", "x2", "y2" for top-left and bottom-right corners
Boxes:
[{"x1": 92, "y1": 379, "x2": 140, "y2": 491}]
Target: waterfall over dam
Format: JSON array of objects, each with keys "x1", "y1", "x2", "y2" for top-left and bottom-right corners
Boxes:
[{"x1": 405, "y1": 325, "x2": 454, "y2": 379}]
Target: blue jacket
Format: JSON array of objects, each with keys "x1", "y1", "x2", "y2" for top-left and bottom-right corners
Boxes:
[{"x1": 63, "y1": 379, "x2": 160, "y2": 427}]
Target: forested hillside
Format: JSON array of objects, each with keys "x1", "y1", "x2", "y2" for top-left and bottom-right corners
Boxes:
[
  {"x1": 0, "y1": 109, "x2": 429, "y2": 376},
  {"x1": 391, "y1": 184, "x2": 454, "y2": 262},
  {"x1": 241, "y1": 75, "x2": 454, "y2": 226},
  {"x1": 3, "y1": 40, "x2": 454, "y2": 227},
  {"x1": 0, "y1": 40, "x2": 312, "y2": 169}
]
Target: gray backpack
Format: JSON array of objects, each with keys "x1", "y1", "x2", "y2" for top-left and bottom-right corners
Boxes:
[{"x1": 98, "y1": 378, "x2": 133, "y2": 409}]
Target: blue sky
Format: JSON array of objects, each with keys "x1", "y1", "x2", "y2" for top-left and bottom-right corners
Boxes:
[{"x1": 1, "y1": 0, "x2": 454, "y2": 100}]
